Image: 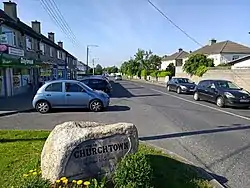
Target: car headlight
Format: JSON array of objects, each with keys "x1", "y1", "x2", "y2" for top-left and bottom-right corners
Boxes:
[
  {"x1": 224, "y1": 92, "x2": 235, "y2": 98},
  {"x1": 180, "y1": 85, "x2": 187, "y2": 90}
]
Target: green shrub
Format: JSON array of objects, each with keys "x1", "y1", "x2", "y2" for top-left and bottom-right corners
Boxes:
[
  {"x1": 195, "y1": 65, "x2": 208, "y2": 77},
  {"x1": 113, "y1": 152, "x2": 153, "y2": 188},
  {"x1": 158, "y1": 71, "x2": 171, "y2": 77},
  {"x1": 150, "y1": 71, "x2": 158, "y2": 77}
]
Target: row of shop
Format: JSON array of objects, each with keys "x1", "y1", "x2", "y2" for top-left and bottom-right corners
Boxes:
[{"x1": 0, "y1": 53, "x2": 73, "y2": 97}]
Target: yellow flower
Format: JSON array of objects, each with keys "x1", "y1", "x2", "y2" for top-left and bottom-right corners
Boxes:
[
  {"x1": 72, "y1": 180, "x2": 77, "y2": 183},
  {"x1": 32, "y1": 172, "x2": 37, "y2": 175},
  {"x1": 77, "y1": 180, "x2": 83, "y2": 185},
  {"x1": 29, "y1": 170, "x2": 33, "y2": 173},
  {"x1": 55, "y1": 180, "x2": 61, "y2": 183},
  {"x1": 84, "y1": 181, "x2": 91, "y2": 186},
  {"x1": 23, "y1": 174, "x2": 29, "y2": 177},
  {"x1": 60, "y1": 177, "x2": 67, "y2": 181},
  {"x1": 63, "y1": 179, "x2": 68, "y2": 184}
]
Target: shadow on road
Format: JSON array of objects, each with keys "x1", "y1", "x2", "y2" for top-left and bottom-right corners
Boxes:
[
  {"x1": 107, "y1": 105, "x2": 130, "y2": 111},
  {"x1": 111, "y1": 82, "x2": 162, "y2": 98},
  {"x1": 139, "y1": 124, "x2": 250, "y2": 141}
]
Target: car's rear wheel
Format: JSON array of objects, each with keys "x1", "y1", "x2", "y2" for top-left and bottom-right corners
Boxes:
[
  {"x1": 193, "y1": 92, "x2": 200, "y2": 101},
  {"x1": 89, "y1": 99, "x2": 103, "y2": 112},
  {"x1": 167, "y1": 85, "x2": 170, "y2": 92},
  {"x1": 216, "y1": 96, "x2": 225, "y2": 108},
  {"x1": 177, "y1": 87, "x2": 181, "y2": 94},
  {"x1": 36, "y1": 100, "x2": 50, "y2": 114}
]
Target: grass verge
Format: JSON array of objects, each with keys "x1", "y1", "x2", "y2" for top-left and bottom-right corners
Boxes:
[{"x1": 0, "y1": 130, "x2": 212, "y2": 188}]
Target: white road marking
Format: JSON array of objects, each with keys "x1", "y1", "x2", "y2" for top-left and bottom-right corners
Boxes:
[{"x1": 148, "y1": 88, "x2": 250, "y2": 121}]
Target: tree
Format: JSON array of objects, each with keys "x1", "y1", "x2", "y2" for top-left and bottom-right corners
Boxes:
[
  {"x1": 95, "y1": 64, "x2": 103, "y2": 75},
  {"x1": 149, "y1": 54, "x2": 162, "y2": 70},
  {"x1": 166, "y1": 63, "x2": 175, "y2": 77},
  {"x1": 183, "y1": 54, "x2": 214, "y2": 77}
]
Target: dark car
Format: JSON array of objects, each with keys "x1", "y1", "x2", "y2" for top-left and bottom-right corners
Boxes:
[
  {"x1": 80, "y1": 76, "x2": 112, "y2": 95},
  {"x1": 167, "y1": 77, "x2": 196, "y2": 94},
  {"x1": 193, "y1": 79, "x2": 250, "y2": 108}
]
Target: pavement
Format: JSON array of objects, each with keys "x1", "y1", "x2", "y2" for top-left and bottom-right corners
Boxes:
[
  {"x1": 2, "y1": 80, "x2": 250, "y2": 187},
  {"x1": 0, "y1": 92, "x2": 34, "y2": 117}
]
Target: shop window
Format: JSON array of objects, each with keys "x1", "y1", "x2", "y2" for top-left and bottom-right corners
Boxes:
[
  {"x1": 45, "y1": 83, "x2": 62, "y2": 92},
  {"x1": 26, "y1": 36, "x2": 32, "y2": 51},
  {"x1": 13, "y1": 68, "x2": 21, "y2": 89}
]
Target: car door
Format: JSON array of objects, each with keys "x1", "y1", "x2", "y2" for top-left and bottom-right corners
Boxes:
[
  {"x1": 64, "y1": 82, "x2": 90, "y2": 107},
  {"x1": 197, "y1": 81, "x2": 210, "y2": 100},
  {"x1": 44, "y1": 82, "x2": 65, "y2": 107},
  {"x1": 206, "y1": 82, "x2": 218, "y2": 102},
  {"x1": 89, "y1": 79, "x2": 104, "y2": 91},
  {"x1": 168, "y1": 78, "x2": 176, "y2": 90}
]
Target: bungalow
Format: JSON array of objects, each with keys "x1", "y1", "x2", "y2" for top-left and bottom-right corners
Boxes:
[
  {"x1": 186, "y1": 39, "x2": 250, "y2": 66},
  {"x1": 228, "y1": 55, "x2": 250, "y2": 69},
  {"x1": 160, "y1": 48, "x2": 189, "y2": 73}
]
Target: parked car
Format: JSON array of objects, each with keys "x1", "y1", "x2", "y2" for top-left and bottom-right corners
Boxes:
[
  {"x1": 115, "y1": 75, "x2": 122, "y2": 80},
  {"x1": 32, "y1": 80, "x2": 110, "y2": 113},
  {"x1": 166, "y1": 77, "x2": 196, "y2": 94},
  {"x1": 193, "y1": 79, "x2": 250, "y2": 108},
  {"x1": 79, "y1": 76, "x2": 112, "y2": 95}
]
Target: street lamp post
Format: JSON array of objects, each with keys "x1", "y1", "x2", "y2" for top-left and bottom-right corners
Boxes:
[
  {"x1": 92, "y1": 58, "x2": 99, "y2": 75},
  {"x1": 86, "y1": 44, "x2": 98, "y2": 74}
]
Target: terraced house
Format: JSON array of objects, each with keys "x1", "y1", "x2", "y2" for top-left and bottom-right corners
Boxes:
[{"x1": 0, "y1": 1, "x2": 77, "y2": 97}]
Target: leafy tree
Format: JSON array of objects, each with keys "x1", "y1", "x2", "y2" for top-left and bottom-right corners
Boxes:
[
  {"x1": 183, "y1": 54, "x2": 214, "y2": 76},
  {"x1": 103, "y1": 66, "x2": 119, "y2": 74},
  {"x1": 149, "y1": 54, "x2": 162, "y2": 70},
  {"x1": 166, "y1": 63, "x2": 175, "y2": 76},
  {"x1": 95, "y1": 64, "x2": 103, "y2": 75}
]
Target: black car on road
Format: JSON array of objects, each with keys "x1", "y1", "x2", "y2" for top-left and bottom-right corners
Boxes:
[
  {"x1": 80, "y1": 76, "x2": 112, "y2": 95},
  {"x1": 193, "y1": 79, "x2": 250, "y2": 108},
  {"x1": 167, "y1": 77, "x2": 196, "y2": 94}
]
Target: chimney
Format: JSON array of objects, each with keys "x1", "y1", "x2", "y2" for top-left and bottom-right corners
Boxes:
[
  {"x1": 209, "y1": 39, "x2": 217, "y2": 46},
  {"x1": 31, "y1": 20, "x2": 41, "y2": 33},
  {"x1": 178, "y1": 48, "x2": 183, "y2": 53},
  {"x1": 4, "y1": 1, "x2": 17, "y2": 21},
  {"x1": 58, "y1": 41, "x2": 63, "y2": 48},
  {"x1": 48, "y1": 32, "x2": 55, "y2": 42}
]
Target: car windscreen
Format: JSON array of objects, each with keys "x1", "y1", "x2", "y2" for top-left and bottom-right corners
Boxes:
[
  {"x1": 215, "y1": 81, "x2": 241, "y2": 90},
  {"x1": 177, "y1": 78, "x2": 192, "y2": 83}
]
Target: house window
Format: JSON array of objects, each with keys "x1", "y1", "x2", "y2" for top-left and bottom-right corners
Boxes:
[
  {"x1": 1, "y1": 27, "x2": 17, "y2": 46},
  {"x1": 39, "y1": 42, "x2": 45, "y2": 55},
  {"x1": 50, "y1": 47, "x2": 53, "y2": 57},
  {"x1": 57, "y1": 50, "x2": 62, "y2": 59},
  {"x1": 62, "y1": 52, "x2": 66, "y2": 60},
  {"x1": 232, "y1": 55, "x2": 239, "y2": 61},
  {"x1": 26, "y1": 36, "x2": 32, "y2": 50}
]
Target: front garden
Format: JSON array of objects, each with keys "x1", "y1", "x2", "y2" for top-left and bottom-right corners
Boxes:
[{"x1": 0, "y1": 130, "x2": 213, "y2": 188}]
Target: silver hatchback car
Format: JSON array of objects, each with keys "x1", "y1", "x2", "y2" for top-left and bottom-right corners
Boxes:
[{"x1": 32, "y1": 80, "x2": 110, "y2": 113}]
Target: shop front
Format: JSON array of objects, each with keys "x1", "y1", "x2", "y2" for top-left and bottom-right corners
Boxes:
[
  {"x1": 57, "y1": 63, "x2": 67, "y2": 79},
  {"x1": 0, "y1": 53, "x2": 40, "y2": 96}
]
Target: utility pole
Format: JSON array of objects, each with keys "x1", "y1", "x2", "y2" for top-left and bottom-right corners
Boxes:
[
  {"x1": 92, "y1": 58, "x2": 95, "y2": 75},
  {"x1": 86, "y1": 44, "x2": 98, "y2": 75}
]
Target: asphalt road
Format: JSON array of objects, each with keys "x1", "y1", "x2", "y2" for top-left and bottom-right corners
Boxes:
[{"x1": 1, "y1": 80, "x2": 250, "y2": 187}]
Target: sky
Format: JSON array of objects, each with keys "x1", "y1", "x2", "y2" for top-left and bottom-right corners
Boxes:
[{"x1": 0, "y1": 0, "x2": 250, "y2": 67}]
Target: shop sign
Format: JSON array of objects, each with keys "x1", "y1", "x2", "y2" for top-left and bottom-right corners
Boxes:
[
  {"x1": 0, "y1": 44, "x2": 8, "y2": 52},
  {"x1": 8, "y1": 47, "x2": 24, "y2": 57},
  {"x1": 21, "y1": 58, "x2": 34, "y2": 65}
]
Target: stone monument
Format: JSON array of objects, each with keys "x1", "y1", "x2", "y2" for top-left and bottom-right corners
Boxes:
[{"x1": 41, "y1": 121, "x2": 138, "y2": 182}]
